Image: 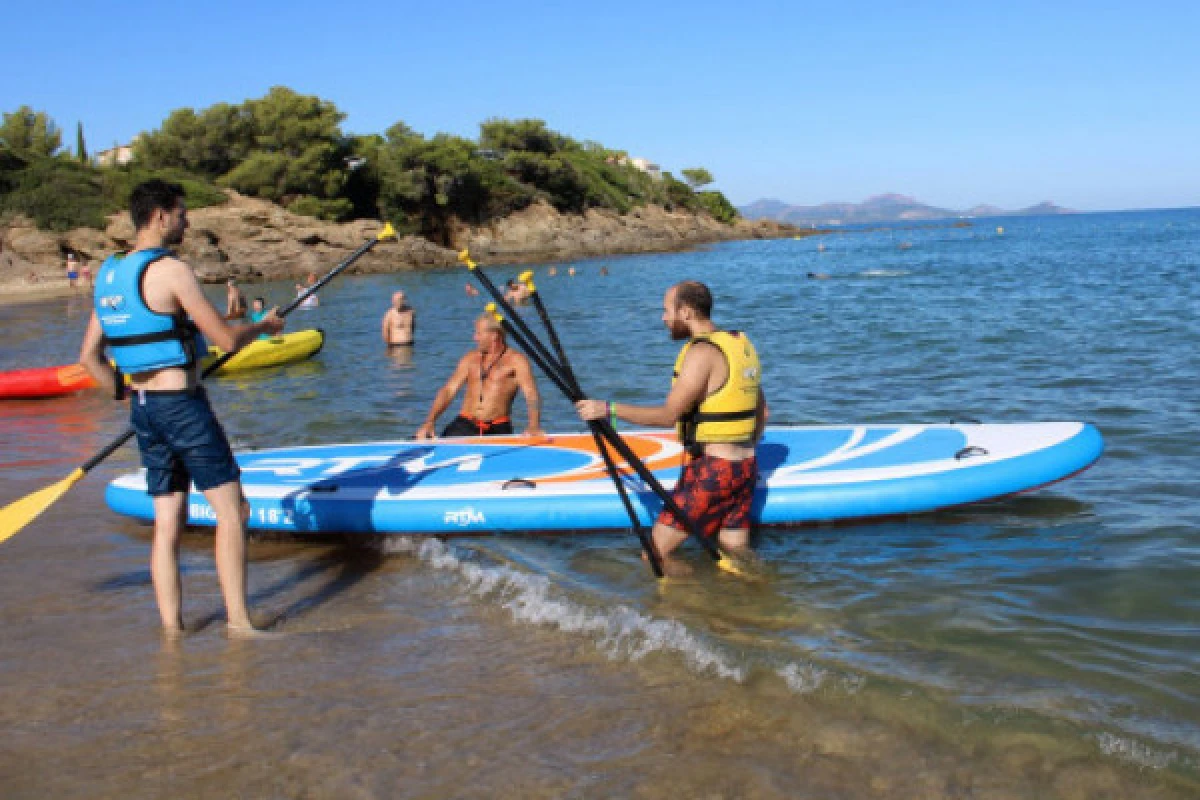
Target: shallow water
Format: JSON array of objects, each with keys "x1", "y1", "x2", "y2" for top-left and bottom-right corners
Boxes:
[{"x1": 1, "y1": 209, "x2": 1198, "y2": 797}]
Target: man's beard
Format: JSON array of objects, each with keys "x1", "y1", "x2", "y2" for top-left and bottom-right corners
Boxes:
[{"x1": 667, "y1": 319, "x2": 689, "y2": 340}]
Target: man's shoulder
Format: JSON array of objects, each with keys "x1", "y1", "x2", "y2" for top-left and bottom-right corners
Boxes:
[
  {"x1": 144, "y1": 254, "x2": 192, "y2": 279},
  {"x1": 684, "y1": 337, "x2": 723, "y2": 360},
  {"x1": 142, "y1": 256, "x2": 199, "y2": 300}
]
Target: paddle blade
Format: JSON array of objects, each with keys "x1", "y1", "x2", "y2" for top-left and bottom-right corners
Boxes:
[
  {"x1": 715, "y1": 552, "x2": 767, "y2": 582},
  {"x1": 457, "y1": 249, "x2": 476, "y2": 268},
  {"x1": 378, "y1": 223, "x2": 397, "y2": 241},
  {"x1": 0, "y1": 468, "x2": 85, "y2": 544}
]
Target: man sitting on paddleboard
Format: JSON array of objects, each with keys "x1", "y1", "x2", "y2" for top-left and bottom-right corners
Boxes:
[
  {"x1": 415, "y1": 314, "x2": 542, "y2": 439},
  {"x1": 79, "y1": 179, "x2": 284, "y2": 636},
  {"x1": 575, "y1": 281, "x2": 767, "y2": 576}
]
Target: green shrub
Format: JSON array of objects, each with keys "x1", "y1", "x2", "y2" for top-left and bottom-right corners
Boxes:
[
  {"x1": 696, "y1": 190, "x2": 740, "y2": 224},
  {"x1": 0, "y1": 157, "x2": 227, "y2": 231},
  {"x1": 0, "y1": 157, "x2": 107, "y2": 230}
]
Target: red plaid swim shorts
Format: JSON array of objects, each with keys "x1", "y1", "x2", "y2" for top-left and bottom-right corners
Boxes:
[{"x1": 656, "y1": 454, "x2": 758, "y2": 538}]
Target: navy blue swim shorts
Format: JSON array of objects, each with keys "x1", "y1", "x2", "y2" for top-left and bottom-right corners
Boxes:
[{"x1": 130, "y1": 387, "x2": 241, "y2": 496}]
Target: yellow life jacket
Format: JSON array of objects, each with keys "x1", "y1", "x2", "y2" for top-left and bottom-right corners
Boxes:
[{"x1": 673, "y1": 330, "x2": 761, "y2": 447}]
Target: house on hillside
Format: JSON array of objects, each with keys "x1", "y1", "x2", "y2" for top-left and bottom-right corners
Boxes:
[
  {"x1": 95, "y1": 137, "x2": 139, "y2": 167},
  {"x1": 630, "y1": 157, "x2": 662, "y2": 180}
]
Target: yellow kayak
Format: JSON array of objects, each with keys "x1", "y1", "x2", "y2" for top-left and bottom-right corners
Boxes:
[{"x1": 202, "y1": 328, "x2": 325, "y2": 375}]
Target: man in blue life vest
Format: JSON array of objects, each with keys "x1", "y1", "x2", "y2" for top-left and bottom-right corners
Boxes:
[
  {"x1": 576, "y1": 281, "x2": 767, "y2": 577},
  {"x1": 79, "y1": 180, "x2": 284, "y2": 636}
]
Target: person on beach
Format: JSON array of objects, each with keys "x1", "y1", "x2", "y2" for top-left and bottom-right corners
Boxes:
[
  {"x1": 225, "y1": 278, "x2": 247, "y2": 319},
  {"x1": 382, "y1": 290, "x2": 415, "y2": 346},
  {"x1": 65, "y1": 252, "x2": 79, "y2": 288},
  {"x1": 415, "y1": 314, "x2": 542, "y2": 439},
  {"x1": 575, "y1": 281, "x2": 766, "y2": 576},
  {"x1": 296, "y1": 272, "x2": 319, "y2": 308},
  {"x1": 80, "y1": 257, "x2": 92, "y2": 287},
  {"x1": 79, "y1": 179, "x2": 284, "y2": 636}
]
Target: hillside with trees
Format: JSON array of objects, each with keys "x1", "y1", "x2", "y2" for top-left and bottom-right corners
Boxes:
[{"x1": 1, "y1": 87, "x2": 740, "y2": 241}]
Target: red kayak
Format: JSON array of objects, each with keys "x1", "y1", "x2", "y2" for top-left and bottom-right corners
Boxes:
[{"x1": 0, "y1": 363, "x2": 99, "y2": 399}]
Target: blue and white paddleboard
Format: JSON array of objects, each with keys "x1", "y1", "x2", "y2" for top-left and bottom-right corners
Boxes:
[{"x1": 104, "y1": 423, "x2": 1103, "y2": 535}]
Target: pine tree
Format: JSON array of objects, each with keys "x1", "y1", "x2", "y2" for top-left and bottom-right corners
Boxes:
[{"x1": 76, "y1": 121, "x2": 87, "y2": 162}]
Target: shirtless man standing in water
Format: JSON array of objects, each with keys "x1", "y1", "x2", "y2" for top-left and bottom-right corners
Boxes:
[
  {"x1": 415, "y1": 315, "x2": 542, "y2": 438},
  {"x1": 381, "y1": 290, "x2": 415, "y2": 346}
]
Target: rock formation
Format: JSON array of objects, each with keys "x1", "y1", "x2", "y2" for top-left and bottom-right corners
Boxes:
[{"x1": 2, "y1": 191, "x2": 803, "y2": 286}]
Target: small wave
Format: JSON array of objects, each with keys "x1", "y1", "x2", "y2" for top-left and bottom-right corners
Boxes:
[
  {"x1": 777, "y1": 662, "x2": 866, "y2": 695},
  {"x1": 859, "y1": 269, "x2": 910, "y2": 277},
  {"x1": 384, "y1": 537, "x2": 746, "y2": 681},
  {"x1": 777, "y1": 662, "x2": 827, "y2": 693},
  {"x1": 1093, "y1": 732, "x2": 1182, "y2": 770}
]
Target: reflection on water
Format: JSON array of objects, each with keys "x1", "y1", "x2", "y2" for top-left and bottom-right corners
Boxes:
[
  {"x1": 1, "y1": 210, "x2": 1199, "y2": 797},
  {"x1": 386, "y1": 343, "x2": 415, "y2": 368}
]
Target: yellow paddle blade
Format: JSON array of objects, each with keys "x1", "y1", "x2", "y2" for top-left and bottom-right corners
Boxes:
[
  {"x1": 377, "y1": 222, "x2": 398, "y2": 241},
  {"x1": 0, "y1": 468, "x2": 85, "y2": 544},
  {"x1": 485, "y1": 303, "x2": 505, "y2": 322},
  {"x1": 457, "y1": 248, "x2": 476, "y2": 269},
  {"x1": 715, "y1": 551, "x2": 765, "y2": 581}
]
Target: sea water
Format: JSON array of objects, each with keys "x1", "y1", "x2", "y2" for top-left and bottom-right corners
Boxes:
[{"x1": 1, "y1": 209, "x2": 1197, "y2": 797}]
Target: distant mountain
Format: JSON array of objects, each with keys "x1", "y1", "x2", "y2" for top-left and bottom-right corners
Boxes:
[{"x1": 740, "y1": 194, "x2": 1073, "y2": 225}]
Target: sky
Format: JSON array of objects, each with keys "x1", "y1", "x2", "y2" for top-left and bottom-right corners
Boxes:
[{"x1": 3, "y1": 0, "x2": 1197, "y2": 212}]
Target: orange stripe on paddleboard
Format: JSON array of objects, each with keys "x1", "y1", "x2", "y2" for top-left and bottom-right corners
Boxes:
[{"x1": 533, "y1": 432, "x2": 686, "y2": 484}]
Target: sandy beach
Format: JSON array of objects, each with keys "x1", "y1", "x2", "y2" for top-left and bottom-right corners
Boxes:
[{"x1": 0, "y1": 277, "x2": 88, "y2": 306}]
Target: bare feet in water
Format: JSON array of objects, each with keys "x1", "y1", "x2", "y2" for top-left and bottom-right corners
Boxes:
[
  {"x1": 642, "y1": 550, "x2": 694, "y2": 578},
  {"x1": 226, "y1": 624, "x2": 283, "y2": 640}
]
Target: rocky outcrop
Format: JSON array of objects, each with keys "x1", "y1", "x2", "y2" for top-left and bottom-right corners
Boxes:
[
  {"x1": 2, "y1": 191, "x2": 805, "y2": 286},
  {"x1": 457, "y1": 202, "x2": 799, "y2": 262}
]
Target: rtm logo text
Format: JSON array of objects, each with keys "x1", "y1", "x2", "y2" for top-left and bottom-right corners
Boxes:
[{"x1": 444, "y1": 508, "x2": 485, "y2": 527}]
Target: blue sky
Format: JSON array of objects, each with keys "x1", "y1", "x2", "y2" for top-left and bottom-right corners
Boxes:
[{"x1": 3, "y1": 0, "x2": 1197, "y2": 211}]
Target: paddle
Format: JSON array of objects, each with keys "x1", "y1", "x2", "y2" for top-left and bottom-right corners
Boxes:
[
  {"x1": 505, "y1": 270, "x2": 664, "y2": 578},
  {"x1": 459, "y1": 250, "x2": 743, "y2": 575},
  {"x1": 0, "y1": 224, "x2": 397, "y2": 545}
]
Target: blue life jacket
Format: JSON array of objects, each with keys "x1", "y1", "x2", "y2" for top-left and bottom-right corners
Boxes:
[{"x1": 94, "y1": 248, "x2": 206, "y2": 374}]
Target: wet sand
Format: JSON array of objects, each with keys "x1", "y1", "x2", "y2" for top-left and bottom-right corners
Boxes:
[
  {"x1": 1, "y1": 495, "x2": 1174, "y2": 799},
  {"x1": 0, "y1": 278, "x2": 87, "y2": 306}
]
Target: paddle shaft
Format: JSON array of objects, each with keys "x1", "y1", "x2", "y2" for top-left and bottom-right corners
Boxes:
[
  {"x1": 524, "y1": 289, "x2": 664, "y2": 577},
  {"x1": 82, "y1": 234, "x2": 387, "y2": 478},
  {"x1": 473, "y1": 270, "x2": 722, "y2": 564}
]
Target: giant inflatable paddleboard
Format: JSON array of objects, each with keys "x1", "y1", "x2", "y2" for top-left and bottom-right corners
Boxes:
[{"x1": 105, "y1": 423, "x2": 1103, "y2": 535}]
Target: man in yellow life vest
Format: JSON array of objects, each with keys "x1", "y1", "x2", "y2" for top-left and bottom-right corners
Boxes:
[{"x1": 576, "y1": 281, "x2": 767, "y2": 576}]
